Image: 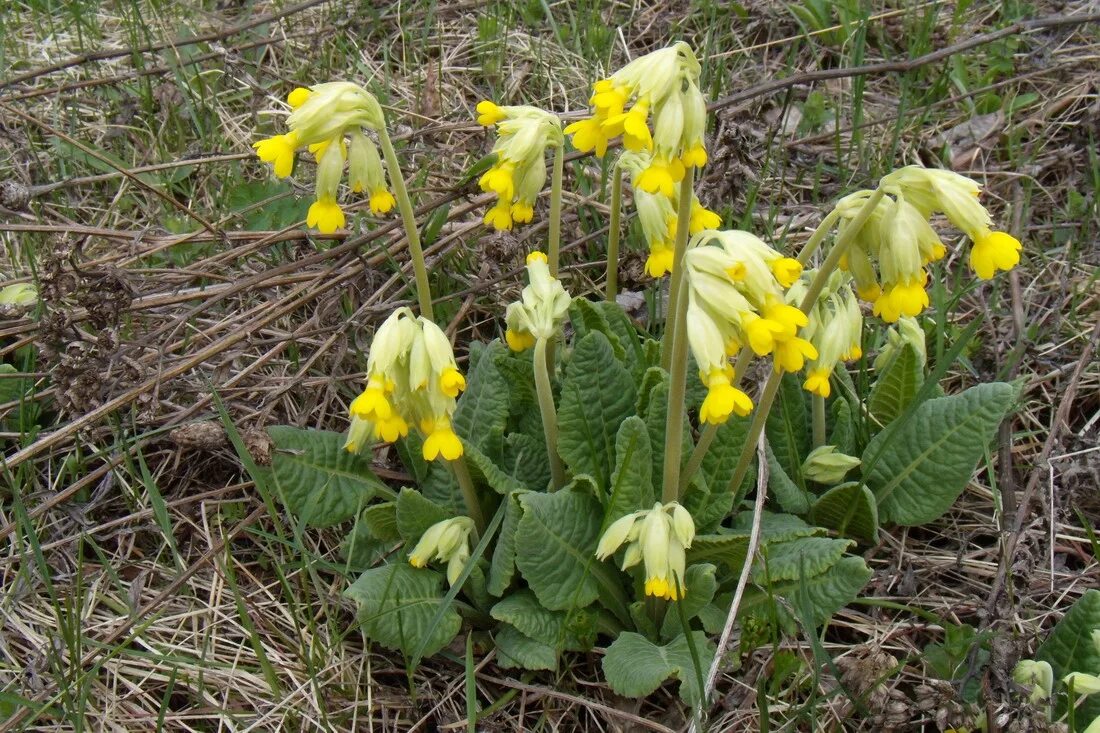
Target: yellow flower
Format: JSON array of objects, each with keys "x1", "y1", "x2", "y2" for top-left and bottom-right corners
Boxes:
[
  {"x1": 478, "y1": 106, "x2": 562, "y2": 228},
  {"x1": 483, "y1": 202, "x2": 513, "y2": 231},
  {"x1": 439, "y1": 367, "x2": 466, "y2": 398},
  {"x1": 873, "y1": 279, "x2": 929, "y2": 323},
  {"x1": 504, "y1": 250, "x2": 572, "y2": 344},
  {"x1": 681, "y1": 142, "x2": 707, "y2": 168},
  {"x1": 803, "y1": 368, "x2": 831, "y2": 398},
  {"x1": 287, "y1": 87, "x2": 312, "y2": 109},
  {"x1": 969, "y1": 230, "x2": 1021, "y2": 280},
  {"x1": 769, "y1": 258, "x2": 802, "y2": 288},
  {"x1": 476, "y1": 100, "x2": 506, "y2": 126},
  {"x1": 787, "y1": 271, "x2": 863, "y2": 395},
  {"x1": 564, "y1": 117, "x2": 610, "y2": 157},
  {"x1": 772, "y1": 336, "x2": 818, "y2": 373},
  {"x1": 596, "y1": 502, "x2": 695, "y2": 602},
  {"x1": 510, "y1": 201, "x2": 534, "y2": 223},
  {"x1": 422, "y1": 418, "x2": 463, "y2": 461},
  {"x1": 505, "y1": 328, "x2": 536, "y2": 352},
  {"x1": 602, "y1": 99, "x2": 652, "y2": 151},
  {"x1": 645, "y1": 244, "x2": 675, "y2": 278},
  {"x1": 307, "y1": 197, "x2": 345, "y2": 233},
  {"x1": 372, "y1": 413, "x2": 409, "y2": 442},
  {"x1": 688, "y1": 198, "x2": 721, "y2": 233},
  {"x1": 369, "y1": 188, "x2": 396, "y2": 215},
  {"x1": 253, "y1": 132, "x2": 299, "y2": 178},
  {"x1": 699, "y1": 368, "x2": 753, "y2": 424},
  {"x1": 635, "y1": 156, "x2": 684, "y2": 197}
]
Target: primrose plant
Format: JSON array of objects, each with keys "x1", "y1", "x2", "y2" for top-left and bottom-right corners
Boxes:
[{"x1": 251, "y1": 42, "x2": 1022, "y2": 711}]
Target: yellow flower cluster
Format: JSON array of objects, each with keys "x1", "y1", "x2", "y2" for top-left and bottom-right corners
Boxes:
[
  {"x1": 253, "y1": 82, "x2": 396, "y2": 234},
  {"x1": 785, "y1": 270, "x2": 863, "y2": 398},
  {"x1": 345, "y1": 307, "x2": 467, "y2": 461},
  {"x1": 566, "y1": 42, "x2": 708, "y2": 197},
  {"x1": 682, "y1": 230, "x2": 812, "y2": 424},
  {"x1": 595, "y1": 502, "x2": 695, "y2": 601},
  {"x1": 504, "y1": 251, "x2": 572, "y2": 351},
  {"x1": 838, "y1": 166, "x2": 1023, "y2": 322},
  {"x1": 618, "y1": 151, "x2": 721, "y2": 278},
  {"x1": 407, "y1": 516, "x2": 475, "y2": 585},
  {"x1": 474, "y1": 102, "x2": 563, "y2": 231}
]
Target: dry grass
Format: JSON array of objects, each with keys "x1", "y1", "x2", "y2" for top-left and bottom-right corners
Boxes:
[{"x1": 1, "y1": 0, "x2": 1099, "y2": 730}]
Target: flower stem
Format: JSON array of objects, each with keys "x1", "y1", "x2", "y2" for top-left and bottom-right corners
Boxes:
[
  {"x1": 659, "y1": 166, "x2": 695, "y2": 371},
  {"x1": 377, "y1": 125, "x2": 433, "y2": 320},
  {"x1": 605, "y1": 167, "x2": 622, "y2": 302},
  {"x1": 796, "y1": 208, "x2": 841, "y2": 266},
  {"x1": 534, "y1": 337, "x2": 566, "y2": 490},
  {"x1": 725, "y1": 187, "x2": 884, "y2": 496},
  {"x1": 678, "y1": 347, "x2": 753, "y2": 494},
  {"x1": 451, "y1": 456, "x2": 485, "y2": 533},
  {"x1": 812, "y1": 394, "x2": 827, "y2": 448},
  {"x1": 547, "y1": 144, "x2": 565, "y2": 277},
  {"x1": 660, "y1": 172, "x2": 696, "y2": 503}
]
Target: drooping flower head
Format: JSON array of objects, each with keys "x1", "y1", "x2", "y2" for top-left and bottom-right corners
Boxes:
[
  {"x1": 408, "y1": 516, "x2": 476, "y2": 585},
  {"x1": 617, "y1": 151, "x2": 721, "y2": 278},
  {"x1": 682, "y1": 230, "x2": 814, "y2": 422},
  {"x1": 835, "y1": 166, "x2": 1022, "y2": 322},
  {"x1": 566, "y1": 43, "x2": 708, "y2": 196},
  {"x1": 504, "y1": 251, "x2": 572, "y2": 351},
  {"x1": 785, "y1": 269, "x2": 863, "y2": 398},
  {"x1": 475, "y1": 103, "x2": 563, "y2": 231},
  {"x1": 345, "y1": 308, "x2": 467, "y2": 461},
  {"x1": 253, "y1": 82, "x2": 395, "y2": 234},
  {"x1": 595, "y1": 502, "x2": 696, "y2": 601}
]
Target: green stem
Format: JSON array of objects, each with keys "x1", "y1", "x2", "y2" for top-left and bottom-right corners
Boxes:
[
  {"x1": 660, "y1": 173, "x2": 696, "y2": 503},
  {"x1": 605, "y1": 167, "x2": 622, "y2": 302},
  {"x1": 796, "y1": 208, "x2": 841, "y2": 266},
  {"x1": 534, "y1": 337, "x2": 566, "y2": 490},
  {"x1": 812, "y1": 394, "x2": 827, "y2": 448},
  {"x1": 659, "y1": 166, "x2": 696, "y2": 370},
  {"x1": 547, "y1": 144, "x2": 564, "y2": 277},
  {"x1": 377, "y1": 125, "x2": 433, "y2": 320},
  {"x1": 451, "y1": 456, "x2": 485, "y2": 533},
  {"x1": 679, "y1": 347, "x2": 753, "y2": 493},
  {"x1": 725, "y1": 188, "x2": 885, "y2": 496}
]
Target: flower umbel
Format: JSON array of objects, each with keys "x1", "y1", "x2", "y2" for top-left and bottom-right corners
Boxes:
[
  {"x1": 253, "y1": 82, "x2": 395, "y2": 233},
  {"x1": 407, "y1": 516, "x2": 476, "y2": 585},
  {"x1": 476, "y1": 105, "x2": 563, "y2": 230},
  {"x1": 785, "y1": 269, "x2": 863, "y2": 398},
  {"x1": 344, "y1": 308, "x2": 467, "y2": 461},
  {"x1": 504, "y1": 251, "x2": 572, "y2": 350},
  {"x1": 595, "y1": 502, "x2": 696, "y2": 601}
]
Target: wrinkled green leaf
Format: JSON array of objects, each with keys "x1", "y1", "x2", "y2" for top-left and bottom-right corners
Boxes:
[
  {"x1": 362, "y1": 502, "x2": 401, "y2": 541},
  {"x1": 502, "y1": 432, "x2": 550, "y2": 491},
  {"x1": 755, "y1": 536, "x2": 853, "y2": 582},
  {"x1": 811, "y1": 482, "x2": 879, "y2": 543},
  {"x1": 765, "y1": 374, "x2": 809, "y2": 486},
  {"x1": 395, "y1": 488, "x2": 451, "y2": 541},
  {"x1": 741, "y1": 555, "x2": 872, "y2": 626},
  {"x1": 569, "y1": 298, "x2": 625, "y2": 360},
  {"x1": 515, "y1": 490, "x2": 603, "y2": 610},
  {"x1": 345, "y1": 564, "x2": 461, "y2": 658},
  {"x1": 269, "y1": 426, "x2": 386, "y2": 527},
  {"x1": 766, "y1": 442, "x2": 811, "y2": 514},
  {"x1": 602, "y1": 631, "x2": 715, "y2": 706},
  {"x1": 700, "y1": 413, "x2": 756, "y2": 504},
  {"x1": 494, "y1": 624, "x2": 557, "y2": 671},
  {"x1": 465, "y1": 444, "x2": 527, "y2": 495},
  {"x1": 606, "y1": 416, "x2": 654, "y2": 521},
  {"x1": 687, "y1": 533, "x2": 750, "y2": 571},
  {"x1": 1036, "y1": 589, "x2": 1100, "y2": 722},
  {"x1": 660, "y1": 564, "x2": 718, "y2": 640},
  {"x1": 868, "y1": 343, "x2": 923, "y2": 425},
  {"x1": 488, "y1": 492, "x2": 525, "y2": 596},
  {"x1": 453, "y1": 343, "x2": 511, "y2": 458},
  {"x1": 490, "y1": 589, "x2": 593, "y2": 651}
]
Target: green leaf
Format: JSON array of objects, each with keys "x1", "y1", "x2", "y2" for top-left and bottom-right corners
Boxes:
[
  {"x1": 342, "y1": 513, "x2": 395, "y2": 570},
  {"x1": 488, "y1": 492, "x2": 525, "y2": 596},
  {"x1": 465, "y1": 444, "x2": 527, "y2": 495},
  {"x1": 268, "y1": 426, "x2": 386, "y2": 527},
  {"x1": 810, "y1": 482, "x2": 879, "y2": 543},
  {"x1": 830, "y1": 398, "x2": 855, "y2": 455},
  {"x1": 1036, "y1": 589, "x2": 1100, "y2": 722},
  {"x1": 687, "y1": 533, "x2": 750, "y2": 571},
  {"x1": 395, "y1": 488, "x2": 452, "y2": 541},
  {"x1": 590, "y1": 300, "x2": 646, "y2": 378},
  {"x1": 490, "y1": 589, "x2": 593, "y2": 651},
  {"x1": 494, "y1": 350, "x2": 543, "y2": 443},
  {"x1": 732, "y1": 511, "x2": 822, "y2": 541},
  {"x1": 453, "y1": 344, "x2": 511, "y2": 458},
  {"x1": 606, "y1": 416, "x2": 654, "y2": 521},
  {"x1": 765, "y1": 374, "x2": 810, "y2": 486},
  {"x1": 740, "y1": 556, "x2": 872, "y2": 626},
  {"x1": 682, "y1": 475, "x2": 733, "y2": 535},
  {"x1": 755, "y1": 536, "x2": 854, "y2": 582},
  {"x1": 700, "y1": 413, "x2": 756, "y2": 504},
  {"x1": 514, "y1": 490, "x2": 603, "y2": 611},
  {"x1": 642, "y1": 375, "x2": 692, "y2": 485},
  {"x1": 660, "y1": 564, "x2": 719, "y2": 641},
  {"x1": 766, "y1": 442, "x2": 811, "y2": 514},
  {"x1": 362, "y1": 502, "x2": 401, "y2": 541},
  {"x1": 502, "y1": 433, "x2": 550, "y2": 491},
  {"x1": 345, "y1": 563, "x2": 462, "y2": 658},
  {"x1": 557, "y1": 332, "x2": 637, "y2": 489},
  {"x1": 569, "y1": 299, "x2": 625, "y2": 360},
  {"x1": 494, "y1": 624, "x2": 557, "y2": 671},
  {"x1": 868, "y1": 343, "x2": 923, "y2": 425},
  {"x1": 865, "y1": 382, "x2": 1015, "y2": 525},
  {"x1": 602, "y1": 631, "x2": 715, "y2": 706}
]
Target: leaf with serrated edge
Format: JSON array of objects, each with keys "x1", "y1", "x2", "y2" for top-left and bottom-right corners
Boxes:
[
  {"x1": 866, "y1": 382, "x2": 1015, "y2": 525},
  {"x1": 569, "y1": 299, "x2": 625, "y2": 360},
  {"x1": 606, "y1": 416, "x2": 654, "y2": 521},
  {"x1": 766, "y1": 441, "x2": 811, "y2": 514},
  {"x1": 700, "y1": 413, "x2": 756, "y2": 504},
  {"x1": 453, "y1": 343, "x2": 510, "y2": 457},
  {"x1": 557, "y1": 332, "x2": 637, "y2": 489},
  {"x1": 755, "y1": 536, "x2": 854, "y2": 582},
  {"x1": 602, "y1": 631, "x2": 715, "y2": 706},
  {"x1": 740, "y1": 555, "x2": 872, "y2": 626},
  {"x1": 362, "y1": 502, "x2": 401, "y2": 541},
  {"x1": 269, "y1": 426, "x2": 386, "y2": 527},
  {"x1": 494, "y1": 624, "x2": 557, "y2": 671},
  {"x1": 344, "y1": 563, "x2": 461, "y2": 658},
  {"x1": 514, "y1": 490, "x2": 602, "y2": 610},
  {"x1": 395, "y1": 488, "x2": 451, "y2": 541},
  {"x1": 490, "y1": 589, "x2": 590, "y2": 650},
  {"x1": 465, "y1": 444, "x2": 527, "y2": 495},
  {"x1": 811, "y1": 482, "x2": 879, "y2": 543},
  {"x1": 488, "y1": 492, "x2": 525, "y2": 596},
  {"x1": 687, "y1": 534, "x2": 750, "y2": 571}
]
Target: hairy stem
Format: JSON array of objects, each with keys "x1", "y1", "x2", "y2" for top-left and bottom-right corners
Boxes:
[
  {"x1": 534, "y1": 337, "x2": 566, "y2": 490},
  {"x1": 605, "y1": 167, "x2": 622, "y2": 301},
  {"x1": 377, "y1": 125, "x2": 433, "y2": 320},
  {"x1": 451, "y1": 456, "x2": 485, "y2": 532},
  {"x1": 660, "y1": 173, "x2": 696, "y2": 503},
  {"x1": 796, "y1": 208, "x2": 841, "y2": 265},
  {"x1": 547, "y1": 145, "x2": 564, "y2": 277},
  {"x1": 812, "y1": 394, "x2": 827, "y2": 448}
]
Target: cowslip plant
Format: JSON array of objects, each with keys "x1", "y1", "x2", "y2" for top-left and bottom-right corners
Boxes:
[{"x1": 252, "y1": 42, "x2": 1022, "y2": 716}]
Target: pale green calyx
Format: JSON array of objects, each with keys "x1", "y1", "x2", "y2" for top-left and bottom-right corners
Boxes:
[{"x1": 801, "y1": 445, "x2": 861, "y2": 484}]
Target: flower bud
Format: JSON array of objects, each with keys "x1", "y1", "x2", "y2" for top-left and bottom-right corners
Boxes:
[
  {"x1": 1012, "y1": 660, "x2": 1053, "y2": 704},
  {"x1": 596, "y1": 513, "x2": 639, "y2": 560},
  {"x1": 801, "y1": 445, "x2": 861, "y2": 484}
]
